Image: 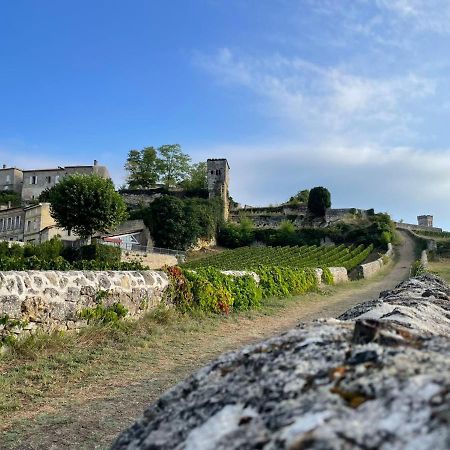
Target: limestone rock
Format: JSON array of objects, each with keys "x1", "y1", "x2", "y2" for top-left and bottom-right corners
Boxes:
[{"x1": 111, "y1": 274, "x2": 450, "y2": 450}]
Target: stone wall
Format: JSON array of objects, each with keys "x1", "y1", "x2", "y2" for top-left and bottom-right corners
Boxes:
[
  {"x1": 111, "y1": 274, "x2": 450, "y2": 450},
  {"x1": 396, "y1": 222, "x2": 443, "y2": 233},
  {"x1": 356, "y1": 243, "x2": 393, "y2": 279},
  {"x1": 0, "y1": 270, "x2": 168, "y2": 338}
]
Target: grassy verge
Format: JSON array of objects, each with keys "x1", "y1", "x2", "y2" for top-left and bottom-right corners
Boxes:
[
  {"x1": 428, "y1": 258, "x2": 450, "y2": 283},
  {"x1": 0, "y1": 275, "x2": 380, "y2": 419}
]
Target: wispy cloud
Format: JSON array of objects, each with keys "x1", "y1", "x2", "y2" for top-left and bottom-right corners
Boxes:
[
  {"x1": 199, "y1": 140, "x2": 450, "y2": 226},
  {"x1": 376, "y1": 0, "x2": 450, "y2": 33},
  {"x1": 194, "y1": 48, "x2": 435, "y2": 141}
]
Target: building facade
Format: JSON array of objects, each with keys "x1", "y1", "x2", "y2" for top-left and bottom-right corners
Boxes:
[
  {"x1": 20, "y1": 160, "x2": 110, "y2": 202},
  {"x1": 0, "y1": 160, "x2": 110, "y2": 243}
]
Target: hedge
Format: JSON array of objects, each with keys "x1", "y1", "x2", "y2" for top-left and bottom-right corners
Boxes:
[{"x1": 165, "y1": 265, "x2": 320, "y2": 314}]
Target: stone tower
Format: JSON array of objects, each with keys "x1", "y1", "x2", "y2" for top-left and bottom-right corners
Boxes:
[
  {"x1": 417, "y1": 215, "x2": 433, "y2": 228},
  {"x1": 207, "y1": 158, "x2": 230, "y2": 221}
]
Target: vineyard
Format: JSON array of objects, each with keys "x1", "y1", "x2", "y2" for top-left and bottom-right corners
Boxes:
[
  {"x1": 184, "y1": 244, "x2": 374, "y2": 271},
  {"x1": 415, "y1": 230, "x2": 450, "y2": 240}
]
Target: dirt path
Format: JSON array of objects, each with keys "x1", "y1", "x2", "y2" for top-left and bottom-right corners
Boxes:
[{"x1": 1, "y1": 233, "x2": 415, "y2": 450}]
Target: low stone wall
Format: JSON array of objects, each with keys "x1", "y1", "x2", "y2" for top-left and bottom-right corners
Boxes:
[
  {"x1": 357, "y1": 243, "x2": 393, "y2": 279},
  {"x1": 396, "y1": 222, "x2": 442, "y2": 233},
  {"x1": 0, "y1": 270, "x2": 168, "y2": 338},
  {"x1": 421, "y1": 249, "x2": 429, "y2": 268},
  {"x1": 111, "y1": 274, "x2": 450, "y2": 450},
  {"x1": 329, "y1": 267, "x2": 349, "y2": 283}
]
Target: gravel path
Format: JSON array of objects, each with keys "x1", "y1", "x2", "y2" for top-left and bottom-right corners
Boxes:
[{"x1": 1, "y1": 232, "x2": 415, "y2": 450}]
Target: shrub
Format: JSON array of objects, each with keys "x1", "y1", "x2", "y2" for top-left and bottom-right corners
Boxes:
[
  {"x1": 80, "y1": 243, "x2": 121, "y2": 264},
  {"x1": 308, "y1": 187, "x2": 331, "y2": 217},
  {"x1": 79, "y1": 301, "x2": 128, "y2": 324}
]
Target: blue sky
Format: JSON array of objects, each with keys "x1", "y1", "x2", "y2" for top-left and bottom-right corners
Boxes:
[{"x1": 1, "y1": 0, "x2": 450, "y2": 229}]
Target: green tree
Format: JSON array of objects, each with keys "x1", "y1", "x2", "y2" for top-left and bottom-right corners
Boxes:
[
  {"x1": 124, "y1": 147, "x2": 159, "y2": 189},
  {"x1": 144, "y1": 196, "x2": 221, "y2": 250},
  {"x1": 0, "y1": 191, "x2": 21, "y2": 207},
  {"x1": 47, "y1": 174, "x2": 128, "y2": 240},
  {"x1": 307, "y1": 186, "x2": 331, "y2": 217},
  {"x1": 288, "y1": 189, "x2": 309, "y2": 205},
  {"x1": 157, "y1": 144, "x2": 191, "y2": 187},
  {"x1": 180, "y1": 161, "x2": 208, "y2": 196}
]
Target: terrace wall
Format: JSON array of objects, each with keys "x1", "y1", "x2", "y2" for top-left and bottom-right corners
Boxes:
[
  {"x1": 356, "y1": 243, "x2": 394, "y2": 279},
  {"x1": 0, "y1": 270, "x2": 168, "y2": 339}
]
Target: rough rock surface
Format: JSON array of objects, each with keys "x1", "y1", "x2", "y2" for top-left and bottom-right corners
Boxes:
[
  {"x1": 0, "y1": 270, "x2": 168, "y2": 336},
  {"x1": 111, "y1": 274, "x2": 450, "y2": 450}
]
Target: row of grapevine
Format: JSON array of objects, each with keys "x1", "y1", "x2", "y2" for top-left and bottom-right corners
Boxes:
[{"x1": 184, "y1": 244, "x2": 374, "y2": 272}]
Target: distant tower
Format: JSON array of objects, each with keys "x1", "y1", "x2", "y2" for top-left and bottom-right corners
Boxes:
[
  {"x1": 207, "y1": 158, "x2": 230, "y2": 221},
  {"x1": 417, "y1": 215, "x2": 433, "y2": 228}
]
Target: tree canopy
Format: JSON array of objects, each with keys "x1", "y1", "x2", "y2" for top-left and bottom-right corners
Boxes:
[
  {"x1": 288, "y1": 189, "x2": 309, "y2": 206},
  {"x1": 124, "y1": 147, "x2": 159, "y2": 189},
  {"x1": 307, "y1": 186, "x2": 331, "y2": 217},
  {"x1": 141, "y1": 195, "x2": 222, "y2": 250},
  {"x1": 47, "y1": 174, "x2": 128, "y2": 239},
  {"x1": 124, "y1": 144, "x2": 193, "y2": 189}
]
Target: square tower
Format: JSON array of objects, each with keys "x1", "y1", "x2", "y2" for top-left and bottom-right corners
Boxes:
[
  {"x1": 417, "y1": 215, "x2": 433, "y2": 227},
  {"x1": 207, "y1": 159, "x2": 230, "y2": 220}
]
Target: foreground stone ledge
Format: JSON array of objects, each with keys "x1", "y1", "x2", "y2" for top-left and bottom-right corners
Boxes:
[
  {"x1": 0, "y1": 270, "x2": 168, "y2": 335},
  {"x1": 111, "y1": 274, "x2": 450, "y2": 450}
]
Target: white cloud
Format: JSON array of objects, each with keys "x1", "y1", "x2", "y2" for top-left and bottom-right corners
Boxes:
[
  {"x1": 202, "y1": 141, "x2": 450, "y2": 228},
  {"x1": 376, "y1": 0, "x2": 450, "y2": 34},
  {"x1": 194, "y1": 49, "x2": 435, "y2": 139}
]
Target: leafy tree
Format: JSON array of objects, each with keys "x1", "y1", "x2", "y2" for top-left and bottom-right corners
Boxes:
[
  {"x1": 180, "y1": 161, "x2": 208, "y2": 196},
  {"x1": 157, "y1": 144, "x2": 191, "y2": 187},
  {"x1": 0, "y1": 191, "x2": 20, "y2": 207},
  {"x1": 143, "y1": 195, "x2": 222, "y2": 250},
  {"x1": 307, "y1": 186, "x2": 331, "y2": 217},
  {"x1": 47, "y1": 174, "x2": 128, "y2": 240},
  {"x1": 288, "y1": 189, "x2": 309, "y2": 205},
  {"x1": 124, "y1": 147, "x2": 159, "y2": 189}
]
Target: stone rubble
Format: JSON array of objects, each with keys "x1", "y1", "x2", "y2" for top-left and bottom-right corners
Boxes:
[{"x1": 111, "y1": 274, "x2": 450, "y2": 450}]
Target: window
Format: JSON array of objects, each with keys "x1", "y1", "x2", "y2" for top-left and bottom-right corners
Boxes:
[
  {"x1": 55, "y1": 175, "x2": 60, "y2": 183},
  {"x1": 5, "y1": 175, "x2": 10, "y2": 183},
  {"x1": 46, "y1": 176, "x2": 52, "y2": 183},
  {"x1": 210, "y1": 170, "x2": 214, "y2": 175},
  {"x1": 30, "y1": 175, "x2": 38, "y2": 184},
  {"x1": 27, "y1": 220, "x2": 31, "y2": 231},
  {"x1": 7, "y1": 217, "x2": 12, "y2": 230}
]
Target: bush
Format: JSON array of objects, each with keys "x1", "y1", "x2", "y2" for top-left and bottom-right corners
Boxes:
[
  {"x1": 308, "y1": 187, "x2": 331, "y2": 217},
  {"x1": 80, "y1": 243, "x2": 121, "y2": 264},
  {"x1": 164, "y1": 265, "x2": 318, "y2": 315},
  {"x1": 143, "y1": 196, "x2": 223, "y2": 250},
  {"x1": 23, "y1": 237, "x2": 64, "y2": 261},
  {"x1": 218, "y1": 219, "x2": 255, "y2": 248},
  {"x1": 0, "y1": 256, "x2": 146, "y2": 271}
]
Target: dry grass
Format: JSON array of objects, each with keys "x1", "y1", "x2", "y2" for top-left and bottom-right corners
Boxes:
[{"x1": 428, "y1": 258, "x2": 450, "y2": 283}]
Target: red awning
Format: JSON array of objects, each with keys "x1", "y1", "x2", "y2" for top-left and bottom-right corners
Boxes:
[{"x1": 104, "y1": 237, "x2": 122, "y2": 244}]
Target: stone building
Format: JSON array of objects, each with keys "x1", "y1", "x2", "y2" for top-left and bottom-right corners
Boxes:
[
  {"x1": 207, "y1": 158, "x2": 230, "y2": 220},
  {"x1": 0, "y1": 165, "x2": 23, "y2": 194},
  {"x1": 0, "y1": 160, "x2": 110, "y2": 243},
  {"x1": 417, "y1": 215, "x2": 433, "y2": 228},
  {"x1": 0, "y1": 203, "x2": 78, "y2": 244},
  {"x1": 20, "y1": 160, "x2": 110, "y2": 202}
]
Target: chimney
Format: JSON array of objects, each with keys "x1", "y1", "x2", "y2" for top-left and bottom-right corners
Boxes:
[
  {"x1": 94, "y1": 160, "x2": 98, "y2": 166},
  {"x1": 2, "y1": 164, "x2": 6, "y2": 169}
]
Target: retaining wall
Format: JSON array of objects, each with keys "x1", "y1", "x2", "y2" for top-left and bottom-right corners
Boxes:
[
  {"x1": 357, "y1": 243, "x2": 393, "y2": 279},
  {"x1": 0, "y1": 270, "x2": 168, "y2": 338}
]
